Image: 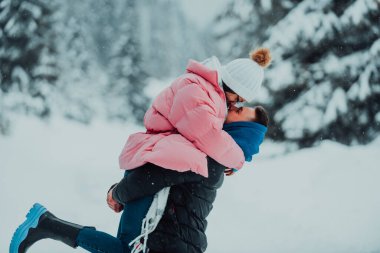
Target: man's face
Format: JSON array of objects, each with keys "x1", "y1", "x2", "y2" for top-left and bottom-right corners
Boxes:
[
  {"x1": 225, "y1": 91, "x2": 246, "y2": 109},
  {"x1": 225, "y1": 105, "x2": 256, "y2": 123}
]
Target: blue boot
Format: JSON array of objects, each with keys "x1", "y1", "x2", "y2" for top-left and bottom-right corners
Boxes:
[{"x1": 10, "y1": 203, "x2": 94, "y2": 253}]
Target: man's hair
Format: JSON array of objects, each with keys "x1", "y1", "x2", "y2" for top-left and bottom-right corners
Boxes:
[{"x1": 253, "y1": 106, "x2": 269, "y2": 127}]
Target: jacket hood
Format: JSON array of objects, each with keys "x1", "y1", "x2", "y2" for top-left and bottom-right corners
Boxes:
[{"x1": 186, "y1": 56, "x2": 223, "y2": 91}]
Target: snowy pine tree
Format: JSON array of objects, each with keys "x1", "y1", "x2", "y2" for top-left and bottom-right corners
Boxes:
[
  {"x1": 0, "y1": 0, "x2": 216, "y2": 130},
  {"x1": 138, "y1": 0, "x2": 208, "y2": 78},
  {"x1": 263, "y1": 0, "x2": 380, "y2": 146},
  {"x1": 213, "y1": 0, "x2": 300, "y2": 60},
  {"x1": 0, "y1": 0, "x2": 58, "y2": 131},
  {"x1": 81, "y1": 0, "x2": 121, "y2": 65},
  {"x1": 106, "y1": 0, "x2": 149, "y2": 123},
  {"x1": 53, "y1": 8, "x2": 105, "y2": 124}
]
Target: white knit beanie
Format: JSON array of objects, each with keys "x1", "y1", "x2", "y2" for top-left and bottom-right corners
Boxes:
[{"x1": 220, "y1": 48, "x2": 271, "y2": 102}]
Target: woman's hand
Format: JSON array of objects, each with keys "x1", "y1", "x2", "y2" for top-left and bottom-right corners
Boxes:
[
  {"x1": 107, "y1": 185, "x2": 124, "y2": 213},
  {"x1": 224, "y1": 168, "x2": 235, "y2": 176}
]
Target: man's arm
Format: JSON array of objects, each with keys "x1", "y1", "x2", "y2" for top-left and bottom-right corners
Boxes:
[{"x1": 112, "y1": 163, "x2": 204, "y2": 205}]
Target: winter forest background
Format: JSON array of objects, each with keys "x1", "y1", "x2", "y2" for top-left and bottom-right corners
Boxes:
[
  {"x1": 1, "y1": 0, "x2": 379, "y2": 147},
  {"x1": 1, "y1": 1, "x2": 380, "y2": 253}
]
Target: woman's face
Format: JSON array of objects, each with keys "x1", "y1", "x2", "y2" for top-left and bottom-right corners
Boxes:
[
  {"x1": 225, "y1": 92, "x2": 246, "y2": 109},
  {"x1": 225, "y1": 106, "x2": 256, "y2": 123}
]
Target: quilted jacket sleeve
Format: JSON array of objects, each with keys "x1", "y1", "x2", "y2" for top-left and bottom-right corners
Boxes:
[
  {"x1": 112, "y1": 163, "x2": 204, "y2": 204},
  {"x1": 168, "y1": 83, "x2": 244, "y2": 169}
]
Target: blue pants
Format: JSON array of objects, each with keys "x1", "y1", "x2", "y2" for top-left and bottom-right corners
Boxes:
[{"x1": 76, "y1": 172, "x2": 154, "y2": 253}]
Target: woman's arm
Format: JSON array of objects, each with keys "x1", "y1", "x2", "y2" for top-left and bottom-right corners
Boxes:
[{"x1": 168, "y1": 83, "x2": 244, "y2": 169}]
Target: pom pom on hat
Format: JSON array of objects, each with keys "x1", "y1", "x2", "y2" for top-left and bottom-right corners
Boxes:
[
  {"x1": 221, "y1": 48, "x2": 272, "y2": 102},
  {"x1": 250, "y1": 48, "x2": 271, "y2": 68}
]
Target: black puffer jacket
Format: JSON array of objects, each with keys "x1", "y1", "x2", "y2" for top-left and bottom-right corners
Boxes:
[{"x1": 113, "y1": 157, "x2": 226, "y2": 253}]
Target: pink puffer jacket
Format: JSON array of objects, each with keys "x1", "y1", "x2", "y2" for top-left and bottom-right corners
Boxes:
[{"x1": 119, "y1": 59, "x2": 244, "y2": 177}]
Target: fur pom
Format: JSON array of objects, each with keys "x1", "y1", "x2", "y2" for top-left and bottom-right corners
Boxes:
[{"x1": 250, "y1": 48, "x2": 272, "y2": 68}]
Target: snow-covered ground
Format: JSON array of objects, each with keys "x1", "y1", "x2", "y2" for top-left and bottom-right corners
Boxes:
[{"x1": 1, "y1": 116, "x2": 379, "y2": 253}]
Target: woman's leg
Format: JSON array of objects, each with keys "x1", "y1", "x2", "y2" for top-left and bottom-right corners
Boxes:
[
  {"x1": 10, "y1": 203, "x2": 130, "y2": 253},
  {"x1": 77, "y1": 195, "x2": 154, "y2": 253},
  {"x1": 116, "y1": 205, "x2": 126, "y2": 238},
  {"x1": 76, "y1": 228, "x2": 125, "y2": 253},
  {"x1": 10, "y1": 203, "x2": 93, "y2": 253},
  {"x1": 11, "y1": 172, "x2": 154, "y2": 253},
  {"x1": 77, "y1": 170, "x2": 154, "y2": 253},
  {"x1": 116, "y1": 195, "x2": 155, "y2": 250}
]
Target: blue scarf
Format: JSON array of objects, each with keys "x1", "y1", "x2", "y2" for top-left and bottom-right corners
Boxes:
[{"x1": 223, "y1": 121, "x2": 267, "y2": 162}]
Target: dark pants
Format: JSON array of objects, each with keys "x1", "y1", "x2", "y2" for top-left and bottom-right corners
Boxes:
[{"x1": 76, "y1": 172, "x2": 154, "y2": 253}]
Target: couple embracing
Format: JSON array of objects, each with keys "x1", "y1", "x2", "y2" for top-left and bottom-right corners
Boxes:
[{"x1": 10, "y1": 48, "x2": 271, "y2": 253}]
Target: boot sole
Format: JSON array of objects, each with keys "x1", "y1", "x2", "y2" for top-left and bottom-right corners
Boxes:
[{"x1": 9, "y1": 203, "x2": 47, "y2": 253}]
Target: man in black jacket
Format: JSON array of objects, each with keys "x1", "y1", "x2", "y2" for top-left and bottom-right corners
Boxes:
[{"x1": 111, "y1": 157, "x2": 226, "y2": 253}]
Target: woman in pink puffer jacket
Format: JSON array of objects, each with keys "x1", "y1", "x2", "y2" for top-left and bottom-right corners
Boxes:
[{"x1": 120, "y1": 48, "x2": 271, "y2": 177}]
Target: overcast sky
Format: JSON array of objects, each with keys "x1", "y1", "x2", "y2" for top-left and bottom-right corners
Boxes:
[{"x1": 180, "y1": 0, "x2": 230, "y2": 28}]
